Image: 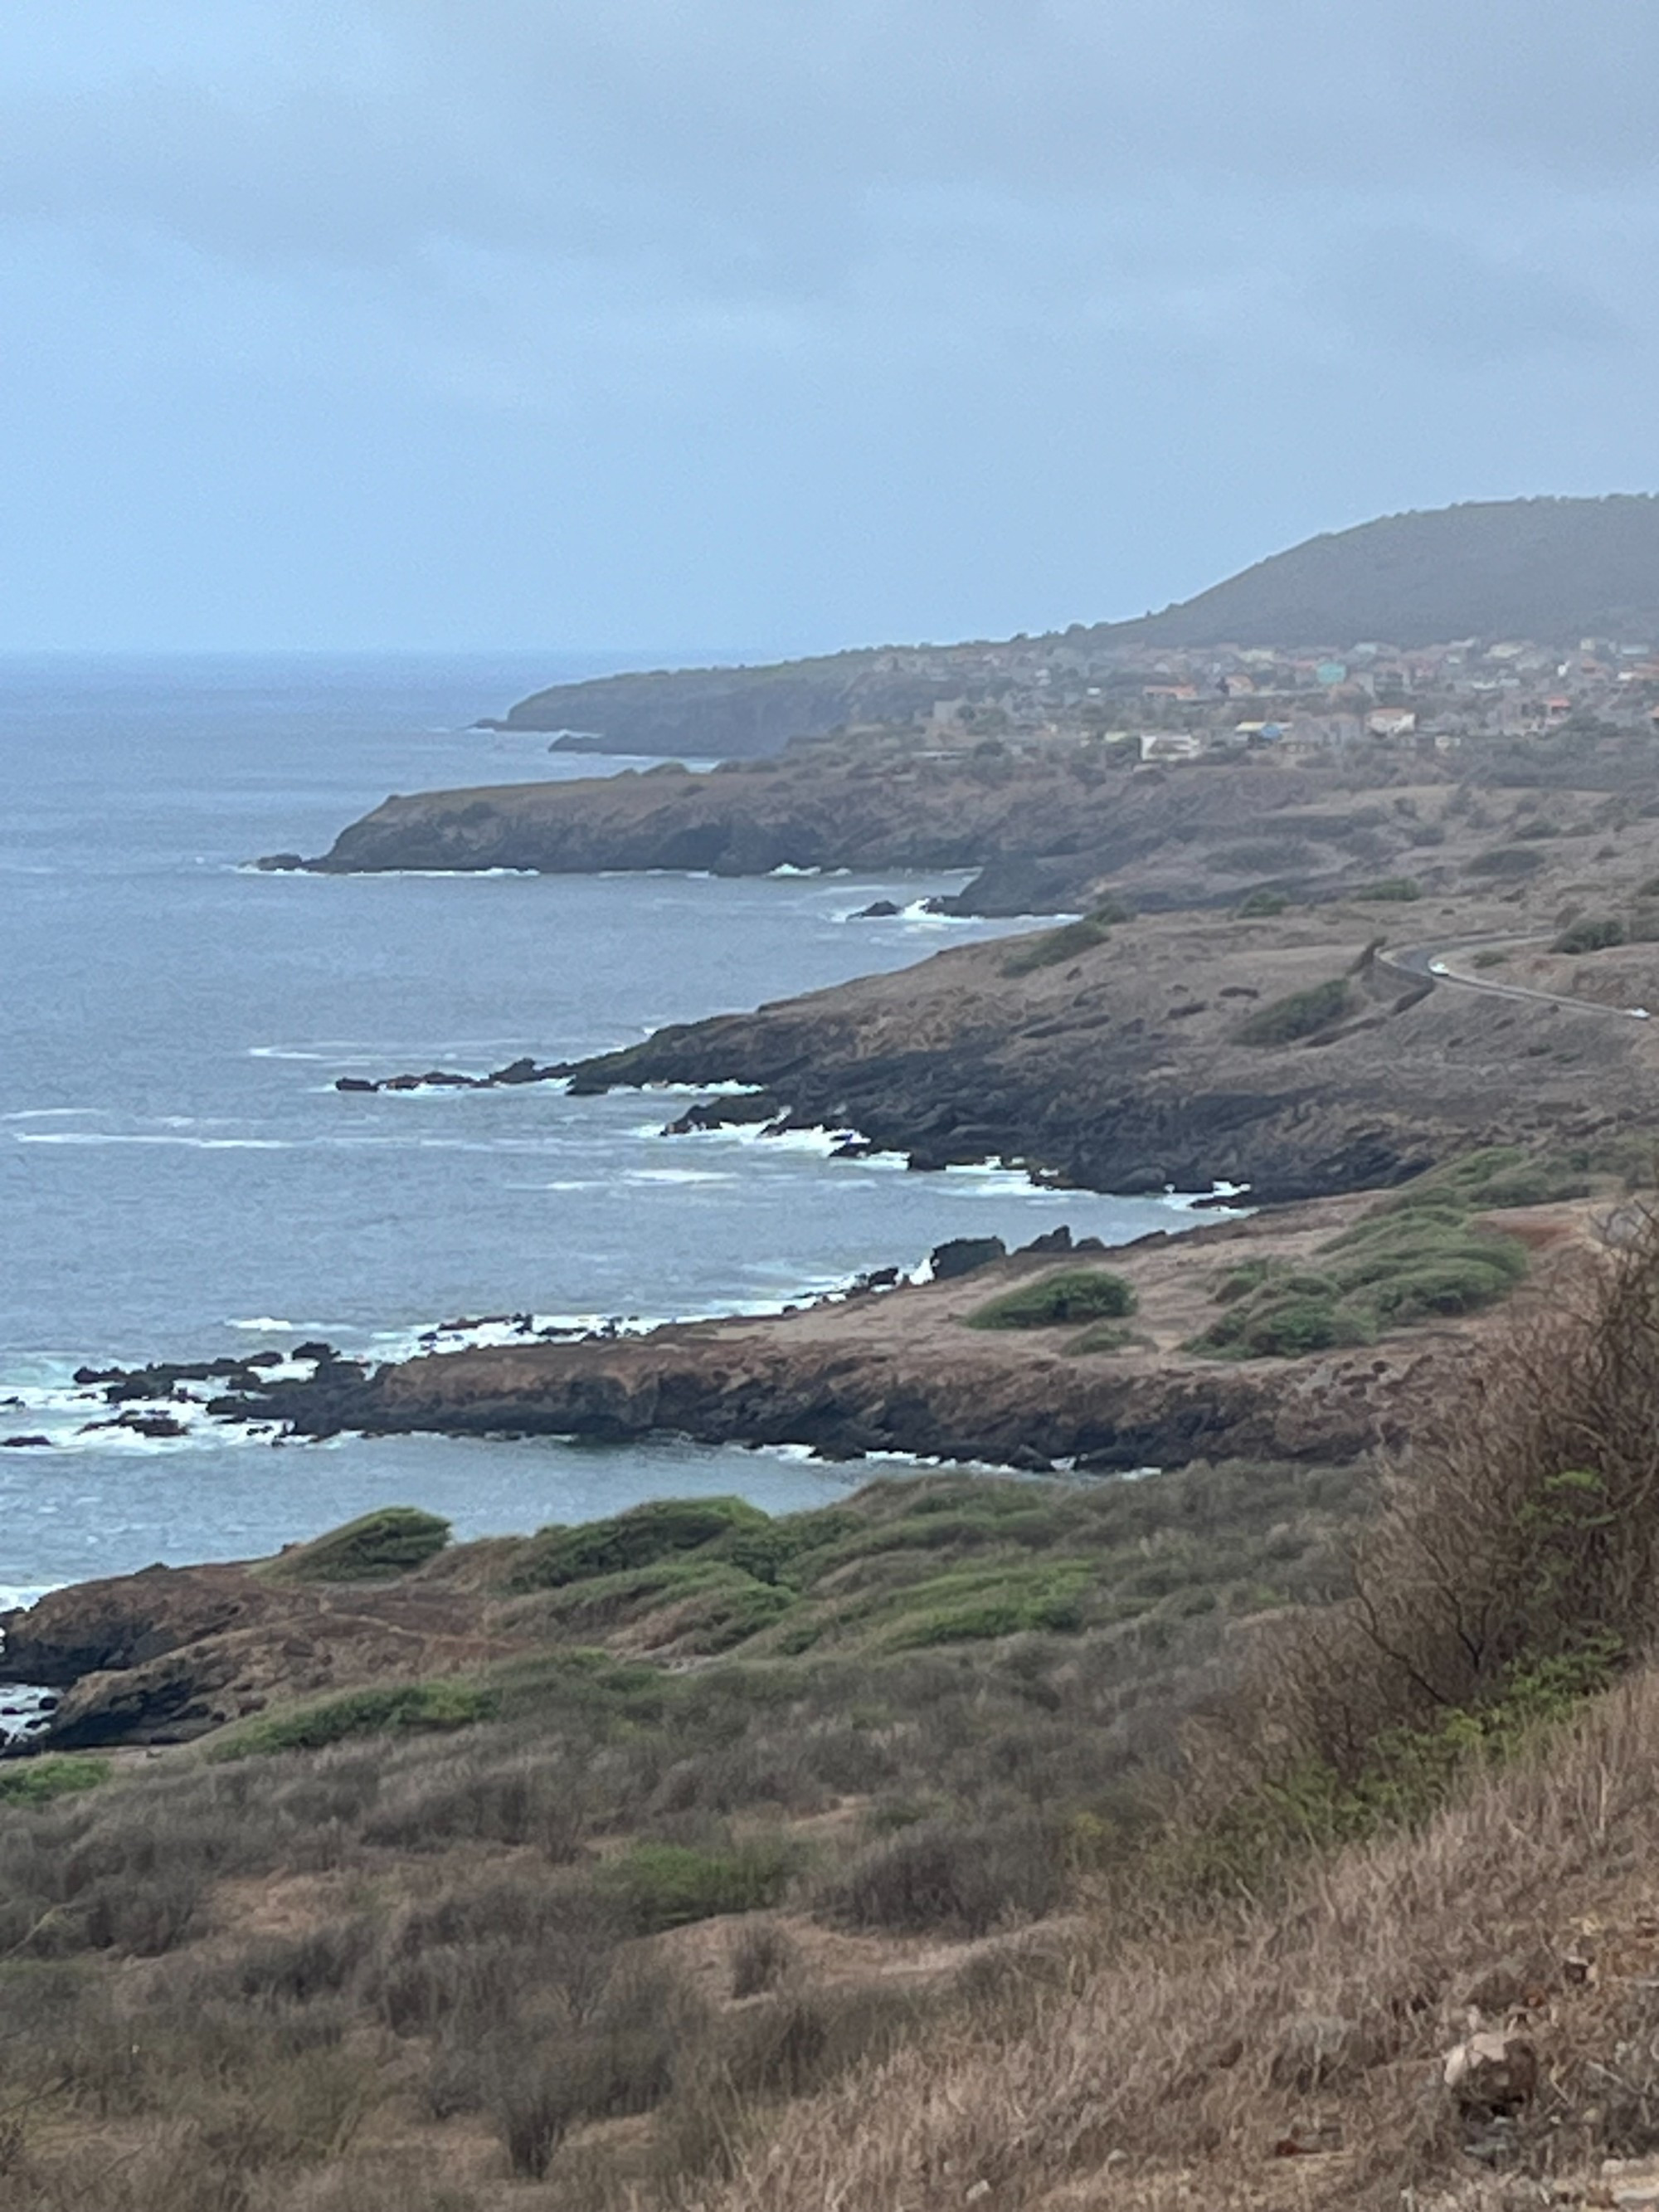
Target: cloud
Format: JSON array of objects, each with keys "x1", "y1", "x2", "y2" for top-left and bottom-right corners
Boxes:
[{"x1": 0, "y1": 2, "x2": 1655, "y2": 646}]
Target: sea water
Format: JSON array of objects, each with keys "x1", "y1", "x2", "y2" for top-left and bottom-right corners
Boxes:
[{"x1": 0, "y1": 654, "x2": 1199, "y2": 1589}]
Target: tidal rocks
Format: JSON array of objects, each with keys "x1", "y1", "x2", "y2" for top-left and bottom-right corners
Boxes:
[
  {"x1": 0, "y1": 1435, "x2": 51, "y2": 1449},
  {"x1": 659, "y1": 1093, "x2": 780, "y2": 1135},
  {"x1": 333, "y1": 1054, "x2": 567, "y2": 1094},
  {"x1": 853, "y1": 899, "x2": 902, "y2": 918}
]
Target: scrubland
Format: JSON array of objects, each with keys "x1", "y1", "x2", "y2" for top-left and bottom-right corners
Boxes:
[{"x1": 8, "y1": 1214, "x2": 1659, "y2": 2207}]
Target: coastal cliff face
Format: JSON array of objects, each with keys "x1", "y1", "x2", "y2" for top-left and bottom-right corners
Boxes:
[
  {"x1": 211, "y1": 1191, "x2": 1562, "y2": 1472},
  {"x1": 291, "y1": 753, "x2": 1436, "y2": 916},
  {"x1": 564, "y1": 907, "x2": 1657, "y2": 1201}
]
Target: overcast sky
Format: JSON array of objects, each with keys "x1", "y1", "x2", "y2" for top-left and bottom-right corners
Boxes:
[{"x1": 4, "y1": 2, "x2": 1657, "y2": 654}]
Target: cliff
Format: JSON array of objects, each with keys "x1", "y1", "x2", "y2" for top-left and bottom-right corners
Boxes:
[{"x1": 285, "y1": 752, "x2": 1420, "y2": 915}]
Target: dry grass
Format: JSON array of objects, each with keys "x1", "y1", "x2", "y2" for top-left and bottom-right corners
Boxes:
[
  {"x1": 15, "y1": 1222, "x2": 1659, "y2": 2206},
  {"x1": 701, "y1": 1669, "x2": 1659, "y2": 2211}
]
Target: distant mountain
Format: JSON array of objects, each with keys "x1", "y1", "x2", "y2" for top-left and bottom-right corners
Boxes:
[
  {"x1": 491, "y1": 495, "x2": 1659, "y2": 756},
  {"x1": 1113, "y1": 495, "x2": 1659, "y2": 650}
]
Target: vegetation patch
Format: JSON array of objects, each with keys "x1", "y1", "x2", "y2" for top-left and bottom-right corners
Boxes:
[
  {"x1": 256, "y1": 1504, "x2": 451, "y2": 1583},
  {"x1": 1063, "y1": 1320, "x2": 1138, "y2": 1356},
  {"x1": 0, "y1": 1753, "x2": 111, "y2": 1807},
  {"x1": 211, "y1": 1678, "x2": 496, "y2": 1758},
  {"x1": 1231, "y1": 976, "x2": 1353, "y2": 1046},
  {"x1": 966, "y1": 1269, "x2": 1136, "y2": 1330},
  {"x1": 1554, "y1": 915, "x2": 1626, "y2": 954},
  {"x1": 511, "y1": 1495, "x2": 770, "y2": 1591},
  {"x1": 1467, "y1": 844, "x2": 1545, "y2": 877},
  {"x1": 1000, "y1": 899, "x2": 1129, "y2": 977},
  {"x1": 877, "y1": 1561, "x2": 1092, "y2": 1648},
  {"x1": 1375, "y1": 1143, "x2": 1589, "y2": 1214},
  {"x1": 1193, "y1": 1169, "x2": 1540, "y2": 1359},
  {"x1": 1204, "y1": 839, "x2": 1314, "y2": 876},
  {"x1": 1351, "y1": 876, "x2": 1421, "y2": 902},
  {"x1": 600, "y1": 1838, "x2": 799, "y2": 1932},
  {"x1": 517, "y1": 1555, "x2": 796, "y2": 1654},
  {"x1": 1235, "y1": 887, "x2": 1291, "y2": 917}
]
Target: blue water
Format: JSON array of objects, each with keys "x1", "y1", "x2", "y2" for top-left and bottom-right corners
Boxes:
[{"x1": 0, "y1": 655, "x2": 1199, "y2": 1590}]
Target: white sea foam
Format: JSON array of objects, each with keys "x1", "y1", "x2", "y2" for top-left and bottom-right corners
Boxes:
[
  {"x1": 624, "y1": 1167, "x2": 736, "y2": 1186},
  {"x1": 0, "y1": 1586, "x2": 60, "y2": 1614},
  {"x1": 12, "y1": 1133, "x2": 294, "y2": 1151}
]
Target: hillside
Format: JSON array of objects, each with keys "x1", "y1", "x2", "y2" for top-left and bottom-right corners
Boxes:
[
  {"x1": 1119, "y1": 494, "x2": 1659, "y2": 650},
  {"x1": 487, "y1": 496, "x2": 1659, "y2": 757},
  {"x1": 7, "y1": 1208, "x2": 1659, "y2": 2209}
]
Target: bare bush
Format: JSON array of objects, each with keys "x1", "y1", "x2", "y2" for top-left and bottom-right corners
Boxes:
[
  {"x1": 1239, "y1": 1209, "x2": 1659, "y2": 1782},
  {"x1": 728, "y1": 1917, "x2": 798, "y2": 1998}
]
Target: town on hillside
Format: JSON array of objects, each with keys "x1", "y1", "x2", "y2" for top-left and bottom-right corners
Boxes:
[{"x1": 846, "y1": 632, "x2": 1659, "y2": 765}]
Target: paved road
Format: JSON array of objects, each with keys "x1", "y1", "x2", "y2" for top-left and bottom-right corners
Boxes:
[{"x1": 1378, "y1": 933, "x2": 1652, "y2": 1021}]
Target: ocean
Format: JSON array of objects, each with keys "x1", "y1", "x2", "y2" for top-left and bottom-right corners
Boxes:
[{"x1": 0, "y1": 653, "x2": 1200, "y2": 1595}]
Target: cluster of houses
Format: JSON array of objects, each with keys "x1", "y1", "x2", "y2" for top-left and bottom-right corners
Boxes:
[{"x1": 896, "y1": 632, "x2": 1659, "y2": 765}]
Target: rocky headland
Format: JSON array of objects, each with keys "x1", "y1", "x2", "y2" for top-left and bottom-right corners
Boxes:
[{"x1": 270, "y1": 747, "x2": 1450, "y2": 916}]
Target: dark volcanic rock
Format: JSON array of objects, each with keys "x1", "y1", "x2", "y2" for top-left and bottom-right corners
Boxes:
[
  {"x1": 660, "y1": 1093, "x2": 779, "y2": 1136},
  {"x1": 928, "y1": 1236, "x2": 1007, "y2": 1280},
  {"x1": 0, "y1": 1435, "x2": 51, "y2": 1449}
]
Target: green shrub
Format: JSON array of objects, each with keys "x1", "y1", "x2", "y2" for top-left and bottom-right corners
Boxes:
[
  {"x1": 1554, "y1": 916, "x2": 1626, "y2": 954},
  {"x1": 211, "y1": 1678, "x2": 496, "y2": 1759},
  {"x1": 1236, "y1": 888, "x2": 1290, "y2": 917},
  {"x1": 1472, "y1": 949, "x2": 1509, "y2": 969},
  {"x1": 1063, "y1": 1320, "x2": 1136, "y2": 1356},
  {"x1": 1351, "y1": 877, "x2": 1421, "y2": 902},
  {"x1": 1367, "y1": 1255, "x2": 1524, "y2": 1320},
  {"x1": 525, "y1": 1556, "x2": 795, "y2": 1653},
  {"x1": 0, "y1": 1755, "x2": 111, "y2": 1807},
  {"x1": 1377, "y1": 1146, "x2": 1588, "y2": 1213},
  {"x1": 600, "y1": 1839, "x2": 797, "y2": 1932},
  {"x1": 257, "y1": 1506, "x2": 451, "y2": 1583},
  {"x1": 1195, "y1": 1293, "x2": 1374, "y2": 1360},
  {"x1": 1194, "y1": 1196, "x2": 1533, "y2": 1361},
  {"x1": 879, "y1": 1562, "x2": 1092, "y2": 1648},
  {"x1": 1000, "y1": 909, "x2": 1120, "y2": 977},
  {"x1": 1468, "y1": 845, "x2": 1545, "y2": 878},
  {"x1": 512, "y1": 1496, "x2": 770, "y2": 1591},
  {"x1": 1232, "y1": 977, "x2": 1352, "y2": 1046},
  {"x1": 966, "y1": 1269, "x2": 1137, "y2": 1330}
]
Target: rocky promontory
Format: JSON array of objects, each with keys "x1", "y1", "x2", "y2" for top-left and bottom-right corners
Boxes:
[{"x1": 272, "y1": 750, "x2": 1440, "y2": 917}]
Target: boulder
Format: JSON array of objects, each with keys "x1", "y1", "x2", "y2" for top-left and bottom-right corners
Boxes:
[
  {"x1": 929, "y1": 1236, "x2": 1008, "y2": 1281},
  {"x1": 0, "y1": 1435, "x2": 51, "y2": 1449},
  {"x1": 1020, "y1": 1226, "x2": 1074, "y2": 1256},
  {"x1": 852, "y1": 899, "x2": 902, "y2": 918}
]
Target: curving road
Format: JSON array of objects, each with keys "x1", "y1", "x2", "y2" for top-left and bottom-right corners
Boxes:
[{"x1": 1378, "y1": 933, "x2": 1652, "y2": 1021}]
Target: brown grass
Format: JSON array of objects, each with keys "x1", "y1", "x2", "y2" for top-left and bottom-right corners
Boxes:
[{"x1": 701, "y1": 1670, "x2": 1659, "y2": 2210}]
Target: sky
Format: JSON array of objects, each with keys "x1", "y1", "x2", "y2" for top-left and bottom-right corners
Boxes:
[{"x1": 3, "y1": 2, "x2": 1658, "y2": 655}]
